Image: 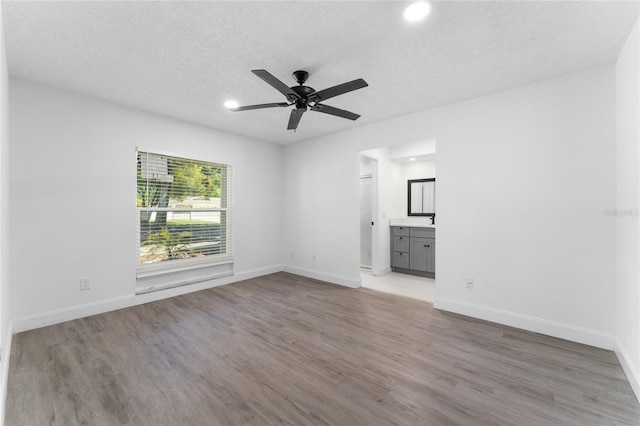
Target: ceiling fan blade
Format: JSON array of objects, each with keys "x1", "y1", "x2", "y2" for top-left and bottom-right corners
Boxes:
[
  {"x1": 287, "y1": 108, "x2": 305, "y2": 130},
  {"x1": 311, "y1": 103, "x2": 361, "y2": 121},
  {"x1": 308, "y1": 78, "x2": 368, "y2": 103},
  {"x1": 231, "y1": 102, "x2": 289, "y2": 111},
  {"x1": 252, "y1": 69, "x2": 301, "y2": 102}
]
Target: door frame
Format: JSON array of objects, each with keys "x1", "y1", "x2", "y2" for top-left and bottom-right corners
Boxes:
[{"x1": 360, "y1": 155, "x2": 382, "y2": 275}]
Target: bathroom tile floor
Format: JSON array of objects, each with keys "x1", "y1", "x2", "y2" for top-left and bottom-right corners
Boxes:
[{"x1": 360, "y1": 269, "x2": 435, "y2": 302}]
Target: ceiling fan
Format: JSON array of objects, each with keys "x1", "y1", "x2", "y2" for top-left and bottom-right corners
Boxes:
[{"x1": 229, "y1": 69, "x2": 368, "y2": 131}]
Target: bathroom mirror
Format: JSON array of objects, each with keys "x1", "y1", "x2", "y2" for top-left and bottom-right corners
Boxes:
[{"x1": 408, "y1": 178, "x2": 435, "y2": 217}]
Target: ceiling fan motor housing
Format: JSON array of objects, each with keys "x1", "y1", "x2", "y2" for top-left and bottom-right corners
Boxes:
[
  {"x1": 291, "y1": 85, "x2": 315, "y2": 98},
  {"x1": 291, "y1": 72, "x2": 315, "y2": 110}
]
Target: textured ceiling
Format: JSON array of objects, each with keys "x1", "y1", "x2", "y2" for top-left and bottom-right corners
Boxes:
[{"x1": 3, "y1": 1, "x2": 639, "y2": 145}]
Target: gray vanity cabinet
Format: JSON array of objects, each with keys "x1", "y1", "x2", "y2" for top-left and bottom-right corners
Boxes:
[
  {"x1": 409, "y1": 237, "x2": 435, "y2": 273},
  {"x1": 391, "y1": 227, "x2": 410, "y2": 269},
  {"x1": 391, "y1": 226, "x2": 435, "y2": 278},
  {"x1": 426, "y1": 239, "x2": 435, "y2": 273},
  {"x1": 393, "y1": 250, "x2": 410, "y2": 269}
]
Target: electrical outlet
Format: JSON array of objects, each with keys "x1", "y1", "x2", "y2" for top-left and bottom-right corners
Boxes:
[
  {"x1": 465, "y1": 277, "x2": 474, "y2": 289},
  {"x1": 80, "y1": 277, "x2": 91, "y2": 291},
  {"x1": 312, "y1": 254, "x2": 317, "y2": 261}
]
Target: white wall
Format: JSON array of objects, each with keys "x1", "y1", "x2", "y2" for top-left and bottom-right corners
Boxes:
[
  {"x1": 388, "y1": 139, "x2": 436, "y2": 160},
  {"x1": 402, "y1": 160, "x2": 436, "y2": 181},
  {"x1": 9, "y1": 79, "x2": 283, "y2": 328},
  {"x1": 399, "y1": 159, "x2": 436, "y2": 222},
  {"x1": 283, "y1": 65, "x2": 617, "y2": 348},
  {"x1": 615, "y1": 16, "x2": 640, "y2": 400},
  {"x1": 0, "y1": 2, "x2": 11, "y2": 422},
  {"x1": 0, "y1": 0, "x2": 9, "y2": 353}
]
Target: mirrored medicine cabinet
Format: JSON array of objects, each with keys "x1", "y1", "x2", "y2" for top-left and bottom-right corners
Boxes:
[{"x1": 408, "y1": 178, "x2": 435, "y2": 217}]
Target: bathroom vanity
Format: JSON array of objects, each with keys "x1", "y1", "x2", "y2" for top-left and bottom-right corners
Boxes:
[{"x1": 390, "y1": 224, "x2": 435, "y2": 278}]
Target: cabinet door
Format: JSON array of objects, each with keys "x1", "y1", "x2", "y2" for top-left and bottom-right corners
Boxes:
[
  {"x1": 393, "y1": 251, "x2": 409, "y2": 269},
  {"x1": 410, "y1": 238, "x2": 428, "y2": 272},
  {"x1": 426, "y1": 238, "x2": 435, "y2": 273}
]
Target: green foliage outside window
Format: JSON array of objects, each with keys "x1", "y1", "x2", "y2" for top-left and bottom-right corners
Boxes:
[
  {"x1": 137, "y1": 152, "x2": 228, "y2": 266},
  {"x1": 137, "y1": 158, "x2": 222, "y2": 208},
  {"x1": 144, "y1": 228, "x2": 194, "y2": 261}
]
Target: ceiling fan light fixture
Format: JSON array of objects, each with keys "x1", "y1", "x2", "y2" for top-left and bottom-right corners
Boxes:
[
  {"x1": 403, "y1": 1, "x2": 431, "y2": 22},
  {"x1": 224, "y1": 100, "x2": 239, "y2": 110}
]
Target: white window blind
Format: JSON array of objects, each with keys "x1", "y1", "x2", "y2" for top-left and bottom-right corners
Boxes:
[{"x1": 136, "y1": 151, "x2": 234, "y2": 280}]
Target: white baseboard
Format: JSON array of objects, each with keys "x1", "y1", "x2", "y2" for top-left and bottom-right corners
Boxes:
[
  {"x1": 0, "y1": 321, "x2": 13, "y2": 426},
  {"x1": 12, "y1": 295, "x2": 134, "y2": 333},
  {"x1": 12, "y1": 264, "x2": 284, "y2": 334},
  {"x1": 372, "y1": 266, "x2": 392, "y2": 276},
  {"x1": 235, "y1": 264, "x2": 284, "y2": 282},
  {"x1": 615, "y1": 338, "x2": 640, "y2": 403},
  {"x1": 434, "y1": 297, "x2": 614, "y2": 350},
  {"x1": 283, "y1": 265, "x2": 361, "y2": 288}
]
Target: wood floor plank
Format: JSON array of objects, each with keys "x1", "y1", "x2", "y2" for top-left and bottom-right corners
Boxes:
[{"x1": 5, "y1": 272, "x2": 640, "y2": 425}]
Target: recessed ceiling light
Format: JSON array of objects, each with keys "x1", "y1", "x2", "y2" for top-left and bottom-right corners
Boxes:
[
  {"x1": 403, "y1": 1, "x2": 431, "y2": 23},
  {"x1": 224, "y1": 100, "x2": 239, "y2": 110},
  {"x1": 409, "y1": 157, "x2": 416, "y2": 161}
]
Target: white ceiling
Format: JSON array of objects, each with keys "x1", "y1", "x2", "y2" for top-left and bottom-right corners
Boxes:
[{"x1": 3, "y1": 1, "x2": 639, "y2": 145}]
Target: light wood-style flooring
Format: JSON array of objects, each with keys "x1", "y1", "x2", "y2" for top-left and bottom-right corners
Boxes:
[
  {"x1": 5, "y1": 272, "x2": 640, "y2": 425},
  {"x1": 361, "y1": 270, "x2": 435, "y2": 302}
]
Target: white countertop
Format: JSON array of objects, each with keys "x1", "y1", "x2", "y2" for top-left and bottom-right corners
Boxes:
[{"x1": 389, "y1": 218, "x2": 435, "y2": 228}]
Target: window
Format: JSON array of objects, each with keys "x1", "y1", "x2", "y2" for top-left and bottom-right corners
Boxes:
[{"x1": 136, "y1": 151, "x2": 233, "y2": 279}]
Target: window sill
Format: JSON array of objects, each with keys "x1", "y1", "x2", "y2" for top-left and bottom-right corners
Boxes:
[
  {"x1": 136, "y1": 257, "x2": 234, "y2": 294},
  {"x1": 136, "y1": 256, "x2": 233, "y2": 279}
]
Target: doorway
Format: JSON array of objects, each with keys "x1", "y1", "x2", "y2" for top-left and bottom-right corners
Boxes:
[
  {"x1": 358, "y1": 142, "x2": 437, "y2": 303},
  {"x1": 359, "y1": 156, "x2": 375, "y2": 269}
]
